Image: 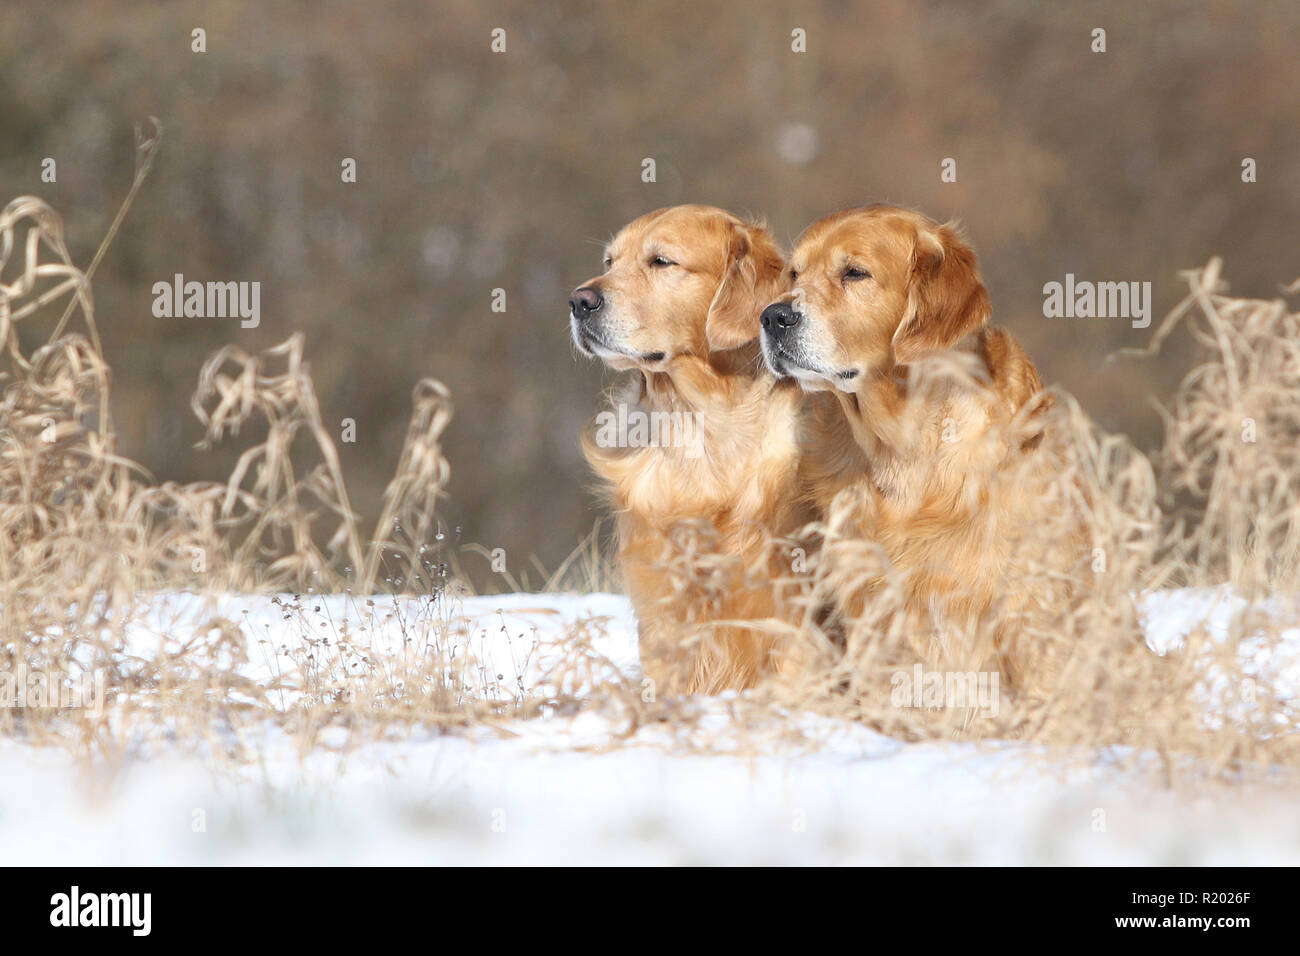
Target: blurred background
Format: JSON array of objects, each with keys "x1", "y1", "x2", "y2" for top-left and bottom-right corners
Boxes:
[{"x1": 2, "y1": 0, "x2": 1297, "y2": 586}]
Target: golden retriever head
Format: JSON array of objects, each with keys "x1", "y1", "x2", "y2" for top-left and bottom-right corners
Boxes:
[
  {"x1": 570, "y1": 205, "x2": 785, "y2": 374},
  {"x1": 760, "y1": 205, "x2": 991, "y2": 391}
]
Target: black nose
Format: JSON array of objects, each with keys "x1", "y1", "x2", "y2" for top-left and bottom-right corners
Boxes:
[
  {"x1": 760, "y1": 302, "x2": 801, "y2": 332},
  {"x1": 569, "y1": 286, "x2": 604, "y2": 320}
]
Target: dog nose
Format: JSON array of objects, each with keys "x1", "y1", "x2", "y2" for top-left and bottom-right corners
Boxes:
[
  {"x1": 760, "y1": 302, "x2": 801, "y2": 331},
  {"x1": 569, "y1": 286, "x2": 604, "y2": 320}
]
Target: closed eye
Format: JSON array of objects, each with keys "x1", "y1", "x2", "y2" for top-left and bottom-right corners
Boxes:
[
  {"x1": 649, "y1": 255, "x2": 676, "y2": 268},
  {"x1": 843, "y1": 266, "x2": 871, "y2": 282},
  {"x1": 602, "y1": 255, "x2": 613, "y2": 269}
]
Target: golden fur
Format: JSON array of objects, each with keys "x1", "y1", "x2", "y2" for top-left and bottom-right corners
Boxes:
[
  {"x1": 571, "y1": 205, "x2": 812, "y2": 694},
  {"x1": 763, "y1": 204, "x2": 1074, "y2": 688}
]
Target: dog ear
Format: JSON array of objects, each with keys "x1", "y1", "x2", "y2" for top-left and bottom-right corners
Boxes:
[
  {"x1": 892, "y1": 223, "x2": 990, "y2": 365},
  {"x1": 705, "y1": 221, "x2": 786, "y2": 351}
]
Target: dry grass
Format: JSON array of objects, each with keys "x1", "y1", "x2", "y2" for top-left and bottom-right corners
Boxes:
[
  {"x1": 1, "y1": 161, "x2": 1298, "y2": 783},
  {"x1": 0, "y1": 140, "x2": 532, "y2": 755}
]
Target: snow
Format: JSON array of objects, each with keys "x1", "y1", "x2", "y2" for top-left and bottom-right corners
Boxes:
[{"x1": 1, "y1": 590, "x2": 1299, "y2": 865}]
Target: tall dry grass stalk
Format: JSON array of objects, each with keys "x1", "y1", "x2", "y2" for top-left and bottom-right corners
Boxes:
[
  {"x1": 0, "y1": 172, "x2": 487, "y2": 754},
  {"x1": 1136, "y1": 259, "x2": 1300, "y2": 592},
  {"x1": 1, "y1": 172, "x2": 1296, "y2": 781}
]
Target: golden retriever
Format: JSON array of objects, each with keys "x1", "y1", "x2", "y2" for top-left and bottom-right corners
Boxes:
[
  {"x1": 570, "y1": 205, "x2": 812, "y2": 694},
  {"x1": 760, "y1": 204, "x2": 1072, "y2": 688}
]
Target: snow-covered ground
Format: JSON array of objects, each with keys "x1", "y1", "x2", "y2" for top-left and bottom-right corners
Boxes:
[{"x1": 2, "y1": 590, "x2": 1299, "y2": 865}]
